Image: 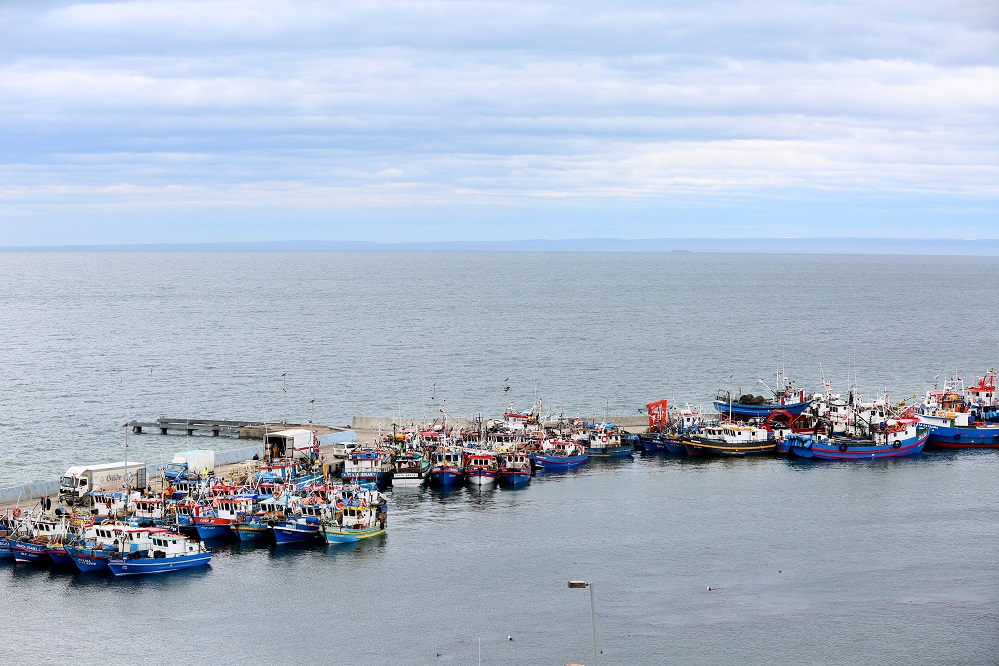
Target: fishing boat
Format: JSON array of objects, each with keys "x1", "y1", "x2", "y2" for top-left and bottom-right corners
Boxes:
[
  {"x1": 67, "y1": 524, "x2": 163, "y2": 573},
  {"x1": 10, "y1": 514, "x2": 68, "y2": 565},
  {"x1": 391, "y1": 449, "x2": 429, "y2": 486},
  {"x1": 192, "y1": 495, "x2": 256, "y2": 540},
  {"x1": 341, "y1": 449, "x2": 395, "y2": 489},
  {"x1": 532, "y1": 440, "x2": 588, "y2": 469},
  {"x1": 108, "y1": 532, "x2": 211, "y2": 575},
  {"x1": 427, "y1": 449, "x2": 465, "y2": 487},
  {"x1": 714, "y1": 372, "x2": 811, "y2": 421},
  {"x1": 272, "y1": 513, "x2": 322, "y2": 544},
  {"x1": 585, "y1": 428, "x2": 635, "y2": 458},
  {"x1": 464, "y1": 451, "x2": 499, "y2": 487},
  {"x1": 46, "y1": 539, "x2": 76, "y2": 567},
  {"x1": 321, "y1": 486, "x2": 387, "y2": 543},
  {"x1": 916, "y1": 371, "x2": 999, "y2": 449},
  {"x1": 230, "y1": 513, "x2": 272, "y2": 542},
  {"x1": 497, "y1": 452, "x2": 532, "y2": 487},
  {"x1": 271, "y1": 495, "x2": 327, "y2": 544},
  {"x1": 787, "y1": 417, "x2": 928, "y2": 460},
  {"x1": 682, "y1": 423, "x2": 776, "y2": 456},
  {"x1": 0, "y1": 529, "x2": 12, "y2": 561}
]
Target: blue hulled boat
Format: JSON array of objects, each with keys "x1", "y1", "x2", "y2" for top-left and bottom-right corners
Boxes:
[
  {"x1": 532, "y1": 440, "x2": 588, "y2": 469},
  {"x1": 427, "y1": 449, "x2": 464, "y2": 487},
  {"x1": 714, "y1": 375, "x2": 811, "y2": 422},
  {"x1": 272, "y1": 515, "x2": 321, "y2": 544},
  {"x1": 230, "y1": 515, "x2": 272, "y2": 542},
  {"x1": 108, "y1": 532, "x2": 211, "y2": 576},
  {"x1": 192, "y1": 495, "x2": 256, "y2": 540},
  {"x1": 585, "y1": 430, "x2": 634, "y2": 458},
  {"x1": 788, "y1": 419, "x2": 929, "y2": 460},
  {"x1": 498, "y1": 452, "x2": 532, "y2": 487},
  {"x1": 10, "y1": 539, "x2": 50, "y2": 565},
  {"x1": 916, "y1": 372, "x2": 999, "y2": 449}
]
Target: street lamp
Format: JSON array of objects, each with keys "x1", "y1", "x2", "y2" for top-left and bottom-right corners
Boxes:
[{"x1": 568, "y1": 580, "x2": 598, "y2": 666}]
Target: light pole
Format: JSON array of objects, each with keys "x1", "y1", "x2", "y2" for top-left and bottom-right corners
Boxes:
[{"x1": 568, "y1": 580, "x2": 597, "y2": 666}]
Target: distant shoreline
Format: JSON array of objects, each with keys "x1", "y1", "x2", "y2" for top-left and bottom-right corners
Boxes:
[{"x1": 2, "y1": 237, "x2": 999, "y2": 255}]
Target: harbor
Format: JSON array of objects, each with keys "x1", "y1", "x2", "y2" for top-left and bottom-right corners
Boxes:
[{"x1": 4, "y1": 367, "x2": 998, "y2": 575}]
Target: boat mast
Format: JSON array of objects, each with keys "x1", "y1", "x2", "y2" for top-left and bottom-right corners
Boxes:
[{"x1": 123, "y1": 423, "x2": 129, "y2": 499}]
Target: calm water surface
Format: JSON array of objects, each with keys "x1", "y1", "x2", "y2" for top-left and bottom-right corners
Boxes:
[{"x1": 1, "y1": 252, "x2": 997, "y2": 664}]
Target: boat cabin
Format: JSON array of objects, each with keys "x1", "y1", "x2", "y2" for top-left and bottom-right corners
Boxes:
[
  {"x1": 116, "y1": 526, "x2": 167, "y2": 553},
  {"x1": 149, "y1": 533, "x2": 202, "y2": 556},
  {"x1": 432, "y1": 450, "x2": 463, "y2": 467},
  {"x1": 131, "y1": 497, "x2": 165, "y2": 521},
  {"x1": 701, "y1": 424, "x2": 771, "y2": 444}
]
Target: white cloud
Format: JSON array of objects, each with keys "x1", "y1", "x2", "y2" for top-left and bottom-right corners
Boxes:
[{"x1": 0, "y1": 0, "x2": 996, "y2": 242}]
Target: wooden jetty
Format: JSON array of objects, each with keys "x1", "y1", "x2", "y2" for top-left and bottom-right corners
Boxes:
[{"x1": 128, "y1": 417, "x2": 344, "y2": 439}]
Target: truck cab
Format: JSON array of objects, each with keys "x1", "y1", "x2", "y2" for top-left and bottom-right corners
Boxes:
[
  {"x1": 59, "y1": 471, "x2": 89, "y2": 504},
  {"x1": 164, "y1": 461, "x2": 190, "y2": 480}
]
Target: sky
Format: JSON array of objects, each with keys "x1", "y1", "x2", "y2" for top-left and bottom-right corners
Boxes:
[{"x1": 0, "y1": 0, "x2": 997, "y2": 245}]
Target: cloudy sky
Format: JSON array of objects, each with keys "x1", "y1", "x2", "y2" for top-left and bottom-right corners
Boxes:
[{"x1": 1, "y1": 0, "x2": 996, "y2": 244}]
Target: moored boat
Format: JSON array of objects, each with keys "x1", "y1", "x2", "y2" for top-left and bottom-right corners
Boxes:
[
  {"x1": 341, "y1": 449, "x2": 395, "y2": 489},
  {"x1": 108, "y1": 532, "x2": 211, "y2": 575},
  {"x1": 682, "y1": 422, "x2": 776, "y2": 456},
  {"x1": 464, "y1": 451, "x2": 499, "y2": 487},
  {"x1": 585, "y1": 428, "x2": 635, "y2": 458},
  {"x1": 427, "y1": 449, "x2": 465, "y2": 487},
  {"x1": 192, "y1": 495, "x2": 255, "y2": 540},
  {"x1": 532, "y1": 439, "x2": 588, "y2": 469},
  {"x1": 497, "y1": 452, "x2": 532, "y2": 487},
  {"x1": 321, "y1": 487, "x2": 387, "y2": 544},
  {"x1": 392, "y1": 449, "x2": 429, "y2": 486},
  {"x1": 714, "y1": 372, "x2": 812, "y2": 422},
  {"x1": 916, "y1": 371, "x2": 999, "y2": 449},
  {"x1": 787, "y1": 417, "x2": 928, "y2": 460}
]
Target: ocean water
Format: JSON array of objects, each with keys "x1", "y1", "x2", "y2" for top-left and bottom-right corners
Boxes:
[{"x1": 1, "y1": 251, "x2": 998, "y2": 664}]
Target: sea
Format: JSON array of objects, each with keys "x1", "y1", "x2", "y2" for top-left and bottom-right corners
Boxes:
[{"x1": 1, "y1": 251, "x2": 997, "y2": 665}]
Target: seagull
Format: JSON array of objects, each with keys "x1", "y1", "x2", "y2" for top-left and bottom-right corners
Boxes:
[{"x1": 507, "y1": 636, "x2": 513, "y2": 641}]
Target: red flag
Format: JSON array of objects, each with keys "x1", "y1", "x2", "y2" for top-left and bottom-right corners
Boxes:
[{"x1": 646, "y1": 399, "x2": 669, "y2": 428}]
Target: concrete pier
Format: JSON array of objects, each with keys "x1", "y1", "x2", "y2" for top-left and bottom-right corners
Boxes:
[{"x1": 128, "y1": 417, "x2": 349, "y2": 440}]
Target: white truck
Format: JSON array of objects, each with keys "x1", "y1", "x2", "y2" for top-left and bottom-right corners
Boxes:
[
  {"x1": 264, "y1": 428, "x2": 318, "y2": 460},
  {"x1": 164, "y1": 449, "x2": 216, "y2": 480},
  {"x1": 59, "y1": 461, "x2": 147, "y2": 506}
]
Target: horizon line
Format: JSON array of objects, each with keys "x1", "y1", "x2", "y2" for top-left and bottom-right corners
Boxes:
[{"x1": 3, "y1": 237, "x2": 999, "y2": 256}]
